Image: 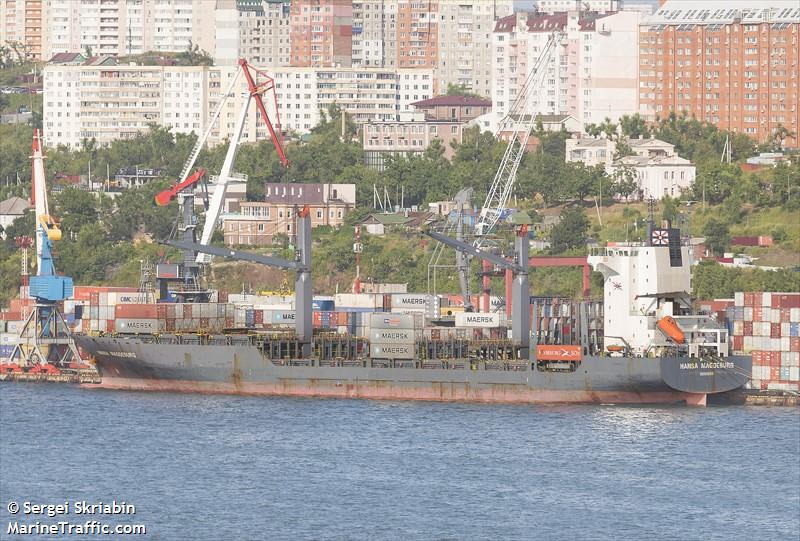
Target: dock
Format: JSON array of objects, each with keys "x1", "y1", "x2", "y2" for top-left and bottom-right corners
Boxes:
[{"x1": 0, "y1": 368, "x2": 101, "y2": 385}]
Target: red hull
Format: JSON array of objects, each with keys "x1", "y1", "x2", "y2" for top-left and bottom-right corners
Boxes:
[{"x1": 84, "y1": 376, "x2": 703, "y2": 405}]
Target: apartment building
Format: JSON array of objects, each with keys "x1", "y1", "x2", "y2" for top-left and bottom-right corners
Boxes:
[
  {"x1": 43, "y1": 63, "x2": 210, "y2": 148},
  {"x1": 352, "y1": 0, "x2": 397, "y2": 68},
  {"x1": 411, "y1": 95, "x2": 490, "y2": 121},
  {"x1": 566, "y1": 136, "x2": 677, "y2": 166},
  {"x1": 289, "y1": 0, "x2": 352, "y2": 67},
  {"x1": 363, "y1": 111, "x2": 465, "y2": 170},
  {"x1": 535, "y1": 0, "x2": 619, "y2": 12},
  {"x1": 0, "y1": 0, "x2": 43, "y2": 60},
  {"x1": 491, "y1": 9, "x2": 641, "y2": 134},
  {"x1": 222, "y1": 183, "x2": 356, "y2": 245},
  {"x1": 43, "y1": 61, "x2": 433, "y2": 148},
  {"x1": 436, "y1": 0, "x2": 513, "y2": 97},
  {"x1": 215, "y1": 0, "x2": 291, "y2": 67},
  {"x1": 638, "y1": 1, "x2": 800, "y2": 146},
  {"x1": 43, "y1": 0, "x2": 214, "y2": 60},
  {"x1": 397, "y1": 0, "x2": 437, "y2": 69}
]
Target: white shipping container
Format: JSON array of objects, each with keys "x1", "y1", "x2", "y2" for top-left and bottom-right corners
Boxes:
[
  {"x1": 754, "y1": 366, "x2": 769, "y2": 380},
  {"x1": 782, "y1": 323, "x2": 791, "y2": 336},
  {"x1": 744, "y1": 307, "x2": 753, "y2": 321},
  {"x1": 761, "y1": 293, "x2": 771, "y2": 307},
  {"x1": 791, "y1": 308, "x2": 800, "y2": 322},
  {"x1": 733, "y1": 321, "x2": 743, "y2": 335},
  {"x1": 790, "y1": 367, "x2": 800, "y2": 381},
  {"x1": 768, "y1": 382, "x2": 799, "y2": 392},
  {"x1": 781, "y1": 337, "x2": 791, "y2": 352},
  {"x1": 786, "y1": 352, "x2": 800, "y2": 367},
  {"x1": 743, "y1": 336, "x2": 754, "y2": 352},
  {"x1": 5, "y1": 321, "x2": 24, "y2": 334},
  {"x1": 390, "y1": 294, "x2": 440, "y2": 310},
  {"x1": 335, "y1": 293, "x2": 383, "y2": 309},
  {"x1": 735, "y1": 292, "x2": 744, "y2": 306},
  {"x1": 0, "y1": 333, "x2": 21, "y2": 345},
  {"x1": 770, "y1": 308, "x2": 781, "y2": 324},
  {"x1": 107, "y1": 292, "x2": 151, "y2": 305},
  {"x1": 455, "y1": 312, "x2": 501, "y2": 328}
]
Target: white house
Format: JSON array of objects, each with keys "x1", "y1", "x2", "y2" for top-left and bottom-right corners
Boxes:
[
  {"x1": 0, "y1": 196, "x2": 31, "y2": 238},
  {"x1": 609, "y1": 155, "x2": 696, "y2": 200}
]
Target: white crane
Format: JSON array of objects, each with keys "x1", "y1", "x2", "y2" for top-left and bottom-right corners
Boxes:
[
  {"x1": 475, "y1": 31, "x2": 563, "y2": 240},
  {"x1": 175, "y1": 59, "x2": 289, "y2": 264}
]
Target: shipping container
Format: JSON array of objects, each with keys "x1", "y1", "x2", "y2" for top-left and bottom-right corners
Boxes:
[
  {"x1": 115, "y1": 304, "x2": 157, "y2": 319},
  {"x1": 454, "y1": 312, "x2": 501, "y2": 328},
  {"x1": 116, "y1": 319, "x2": 160, "y2": 333},
  {"x1": 370, "y1": 343, "x2": 414, "y2": 360}
]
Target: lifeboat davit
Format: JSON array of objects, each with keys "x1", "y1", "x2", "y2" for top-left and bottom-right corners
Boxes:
[{"x1": 657, "y1": 316, "x2": 685, "y2": 344}]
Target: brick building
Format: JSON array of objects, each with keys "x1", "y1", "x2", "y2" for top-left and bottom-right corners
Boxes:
[
  {"x1": 222, "y1": 183, "x2": 355, "y2": 246},
  {"x1": 639, "y1": 1, "x2": 800, "y2": 147},
  {"x1": 410, "y1": 95, "x2": 491, "y2": 122},
  {"x1": 289, "y1": 0, "x2": 353, "y2": 67}
]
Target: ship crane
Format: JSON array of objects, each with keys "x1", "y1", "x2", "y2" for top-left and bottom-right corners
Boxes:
[
  {"x1": 451, "y1": 32, "x2": 563, "y2": 312},
  {"x1": 11, "y1": 130, "x2": 80, "y2": 366}
]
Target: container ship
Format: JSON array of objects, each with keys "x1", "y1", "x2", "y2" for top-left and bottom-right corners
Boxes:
[{"x1": 74, "y1": 213, "x2": 751, "y2": 407}]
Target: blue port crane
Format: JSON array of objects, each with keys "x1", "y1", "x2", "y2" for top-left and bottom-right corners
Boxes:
[{"x1": 10, "y1": 130, "x2": 79, "y2": 366}]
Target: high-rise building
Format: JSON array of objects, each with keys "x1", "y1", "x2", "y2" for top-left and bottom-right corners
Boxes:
[
  {"x1": 42, "y1": 0, "x2": 214, "y2": 60},
  {"x1": 491, "y1": 9, "x2": 641, "y2": 132},
  {"x1": 352, "y1": 0, "x2": 397, "y2": 68},
  {"x1": 289, "y1": 0, "x2": 353, "y2": 67},
  {"x1": 639, "y1": 1, "x2": 800, "y2": 146},
  {"x1": 397, "y1": 0, "x2": 437, "y2": 69},
  {"x1": 215, "y1": 0, "x2": 291, "y2": 66},
  {"x1": 1, "y1": 0, "x2": 44, "y2": 60},
  {"x1": 43, "y1": 61, "x2": 433, "y2": 148},
  {"x1": 535, "y1": 0, "x2": 619, "y2": 12},
  {"x1": 436, "y1": 0, "x2": 513, "y2": 98}
]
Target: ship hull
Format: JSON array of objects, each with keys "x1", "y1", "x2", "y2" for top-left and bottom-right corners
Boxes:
[{"x1": 75, "y1": 336, "x2": 751, "y2": 406}]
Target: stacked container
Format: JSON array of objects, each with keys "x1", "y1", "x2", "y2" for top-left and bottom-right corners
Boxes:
[
  {"x1": 369, "y1": 313, "x2": 416, "y2": 360},
  {"x1": 729, "y1": 292, "x2": 800, "y2": 391}
]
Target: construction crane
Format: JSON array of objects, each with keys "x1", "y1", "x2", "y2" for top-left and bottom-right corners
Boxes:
[
  {"x1": 446, "y1": 32, "x2": 563, "y2": 312},
  {"x1": 11, "y1": 130, "x2": 79, "y2": 366},
  {"x1": 155, "y1": 168, "x2": 208, "y2": 207}
]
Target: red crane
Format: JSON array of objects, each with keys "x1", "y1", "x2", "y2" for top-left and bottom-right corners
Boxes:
[{"x1": 154, "y1": 168, "x2": 208, "y2": 207}]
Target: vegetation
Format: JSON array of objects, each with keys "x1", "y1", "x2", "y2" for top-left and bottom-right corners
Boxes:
[{"x1": 0, "y1": 99, "x2": 798, "y2": 308}]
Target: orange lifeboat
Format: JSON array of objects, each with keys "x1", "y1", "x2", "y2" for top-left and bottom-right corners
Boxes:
[
  {"x1": 606, "y1": 345, "x2": 625, "y2": 353},
  {"x1": 657, "y1": 316, "x2": 685, "y2": 344}
]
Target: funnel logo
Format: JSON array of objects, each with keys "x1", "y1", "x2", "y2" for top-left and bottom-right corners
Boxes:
[{"x1": 652, "y1": 229, "x2": 670, "y2": 245}]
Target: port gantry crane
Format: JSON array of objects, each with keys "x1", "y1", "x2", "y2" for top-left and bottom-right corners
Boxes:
[
  {"x1": 446, "y1": 31, "x2": 564, "y2": 313},
  {"x1": 164, "y1": 58, "x2": 289, "y2": 267},
  {"x1": 156, "y1": 58, "x2": 289, "y2": 300},
  {"x1": 11, "y1": 130, "x2": 80, "y2": 366}
]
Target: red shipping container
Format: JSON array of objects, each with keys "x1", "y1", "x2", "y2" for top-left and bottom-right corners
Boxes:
[
  {"x1": 106, "y1": 320, "x2": 114, "y2": 333},
  {"x1": 157, "y1": 304, "x2": 168, "y2": 318},
  {"x1": 183, "y1": 304, "x2": 192, "y2": 318},
  {"x1": 770, "y1": 367, "x2": 781, "y2": 380},
  {"x1": 165, "y1": 319, "x2": 176, "y2": 332},
  {"x1": 743, "y1": 321, "x2": 753, "y2": 336},
  {"x1": 752, "y1": 351, "x2": 765, "y2": 365},
  {"x1": 753, "y1": 306, "x2": 763, "y2": 321},
  {"x1": 312, "y1": 311, "x2": 322, "y2": 328},
  {"x1": 166, "y1": 304, "x2": 176, "y2": 318},
  {"x1": 732, "y1": 336, "x2": 743, "y2": 352},
  {"x1": 744, "y1": 293, "x2": 756, "y2": 307},
  {"x1": 225, "y1": 317, "x2": 234, "y2": 328},
  {"x1": 383, "y1": 294, "x2": 392, "y2": 310},
  {"x1": 772, "y1": 293, "x2": 800, "y2": 309},
  {"x1": 791, "y1": 337, "x2": 800, "y2": 352},
  {"x1": 771, "y1": 323, "x2": 782, "y2": 338},
  {"x1": 200, "y1": 317, "x2": 210, "y2": 328},
  {"x1": 780, "y1": 308, "x2": 791, "y2": 323},
  {"x1": 89, "y1": 292, "x2": 100, "y2": 305},
  {"x1": 115, "y1": 304, "x2": 157, "y2": 319},
  {"x1": 218, "y1": 291, "x2": 229, "y2": 303},
  {"x1": 254, "y1": 310, "x2": 263, "y2": 324}
]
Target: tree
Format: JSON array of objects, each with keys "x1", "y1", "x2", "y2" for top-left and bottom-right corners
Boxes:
[
  {"x1": 445, "y1": 83, "x2": 484, "y2": 99},
  {"x1": 661, "y1": 196, "x2": 679, "y2": 224},
  {"x1": 618, "y1": 114, "x2": 650, "y2": 139},
  {"x1": 550, "y1": 207, "x2": 589, "y2": 253},
  {"x1": 610, "y1": 164, "x2": 638, "y2": 203},
  {"x1": 702, "y1": 217, "x2": 730, "y2": 256},
  {"x1": 55, "y1": 187, "x2": 98, "y2": 235}
]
